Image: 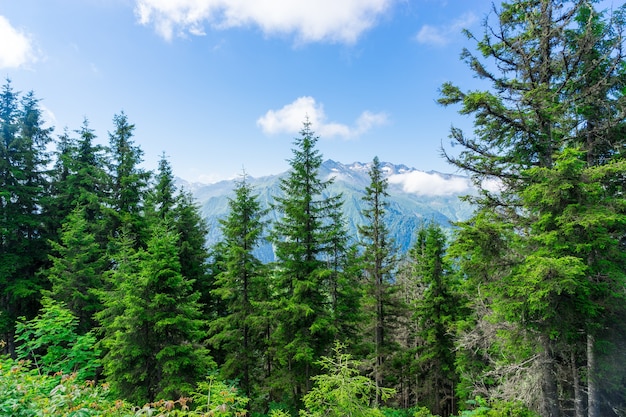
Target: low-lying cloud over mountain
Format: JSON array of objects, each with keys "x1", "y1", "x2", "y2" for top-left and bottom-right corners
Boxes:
[{"x1": 388, "y1": 170, "x2": 471, "y2": 196}]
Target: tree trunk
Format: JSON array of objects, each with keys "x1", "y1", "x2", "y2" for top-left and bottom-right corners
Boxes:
[
  {"x1": 571, "y1": 349, "x2": 584, "y2": 417},
  {"x1": 539, "y1": 333, "x2": 561, "y2": 417},
  {"x1": 587, "y1": 333, "x2": 599, "y2": 417}
]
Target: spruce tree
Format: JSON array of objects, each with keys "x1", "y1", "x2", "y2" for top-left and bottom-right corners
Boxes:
[
  {"x1": 45, "y1": 206, "x2": 106, "y2": 334},
  {"x1": 439, "y1": 1, "x2": 626, "y2": 414},
  {"x1": 269, "y1": 119, "x2": 336, "y2": 407},
  {"x1": 175, "y1": 190, "x2": 213, "y2": 317},
  {"x1": 147, "y1": 155, "x2": 212, "y2": 320},
  {"x1": 323, "y1": 196, "x2": 363, "y2": 348},
  {"x1": 45, "y1": 120, "x2": 109, "y2": 334},
  {"x1": 407, "y1": 222, "x2": 461, "y2": 417},
  {"x1": 209, "y1": 172, "x2": 268, "y2": 406},
  {"x1": 105, "y1": 112, "x2": 150, "y2": 243},
  {"x1": 97, "y1": 220, "x2": 213, "y2": 403},
  {"x1": 358, "y1": 156, "x2": 397, "y2": 405},
  {"x1": 0, "y1": 81, "x2": 52, "y2": 355},
  {"x1": 148, "y1": 153, "x2": 177, "y2": 220}
]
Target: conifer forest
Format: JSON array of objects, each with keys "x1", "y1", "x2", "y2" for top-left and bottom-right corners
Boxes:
[{"x1": 1, "y1": 1, "x2": 625, "y2": 416}]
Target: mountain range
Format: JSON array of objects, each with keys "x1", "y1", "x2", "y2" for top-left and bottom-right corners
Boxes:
[{"x1": 177, "y1": 160, "x2": 477, "y2": 262}]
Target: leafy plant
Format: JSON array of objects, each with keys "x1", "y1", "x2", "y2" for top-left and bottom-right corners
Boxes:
[
  {"x1": 191, "y1": 375, "x2": 249, "y2": 416},
  {"x1": 459, "y1": 398, "x2": 538, "y2": 417},
  {"x1": 14, "y1": 297, "x2": 101, "y2": 380}
]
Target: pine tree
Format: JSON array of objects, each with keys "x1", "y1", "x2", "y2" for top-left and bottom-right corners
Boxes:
[
  {"x1": 44, "y1": 120, "x2": 109, "y2": 334},
  {"x1": 269, "y1": 119, "x2": 337, "y2": 408},
  {"x1": 97, "y1": 220, "x2": 213, "y2": 403},
  {"x1": 105, "y1": 112, "x2": 150, "y2": 243},
  {"x1": 45, "y1": 206, "x2": 106, "y2": 334},
  {"x1": 439, "y1": 1, "x2": 626, "y2": 414},
  {"x1": 0, "y1": 81, "x2": 52, "y2": 355},
  {"x1": 147, "y1": 155, "x2": 212, "y2": 319},
  {"x1": 407, "y1": 222, "x2": 461, "y2": 417},
  {"x1": 323, "y1": 196, "x2": 363, "y2": 348},
  {"x1": 209, "y1": 172, "x2": 268, "y2": 406},
  {"x1": 358, "y1": 156, "x2": 397, "y2": 404}
]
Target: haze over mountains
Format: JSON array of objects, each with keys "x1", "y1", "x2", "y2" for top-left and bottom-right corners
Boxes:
[{"x1": 178, "y1": 160, "x2": 477, "y2": 261}]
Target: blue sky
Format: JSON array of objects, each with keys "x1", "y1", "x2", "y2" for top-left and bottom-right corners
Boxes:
[{"x1": 0, "y1": 0, "x2": 538, "y2": 184}]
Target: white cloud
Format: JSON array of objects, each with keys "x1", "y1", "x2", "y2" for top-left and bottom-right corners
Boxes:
[
  {"x1": 256, "y1": 96, "x2": 387, "y2": 139},
  {"x1": 0, "y1": 16, "x2": 37, "y2": 69},
  {"x1": 388, "y1": 171, "x2": 471, "y2": 196},
  {"x1": 39, "y1": 105, "x2": 57, "y2": 129},
  {"x1": 481, "y1": 177, "x2": 504, "y2": 193},
  {"x1": 415, "y1": 12, "x2": 476, "y2": 46},
  {"x1": 135, "y1": 0, "x2": 393, "y2": 43}
]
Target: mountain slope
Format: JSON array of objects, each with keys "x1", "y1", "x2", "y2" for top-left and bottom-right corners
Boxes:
[{"x1": 179, "y1": 160, "x2": 476, "y2": 261}]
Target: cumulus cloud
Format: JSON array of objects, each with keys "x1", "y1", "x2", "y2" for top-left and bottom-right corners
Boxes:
[
  {"x1": 388, "y1": 171, "x2": 472, "y2": 196},
  {"x1": 135, "y1": 0, "x2": 393, "y2": 43},
  {"x1": 0, "y1": 16, "x2": 37, "y2": 69},
  {"x1": 415, "y1": 12, "x2": 476, "y2": 46},
  {"x1": 256, "y1": 96, "x2": 387, "y2": 139}
]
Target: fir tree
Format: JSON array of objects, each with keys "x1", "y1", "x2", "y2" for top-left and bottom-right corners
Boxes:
[
  {"x1": 408, "y1": 222, "x2": 461, "y2": 417},
  {"x1": 0, "y1": 81, "x2": 52, "y2": 355},
  {"x1": 209, "y1": 172, "x2": 268, "y2": 406},
  {"x1": 269, "y1": 119, "x2": 336, "y2": 408},
  {"x1": 97, "y1": 220, "x2": 213, "y2": 403},
  {"x1": 439, "y1": 1, "x2": 626, "y2": 414},
  {"x1": 358, "y1": 156, "x2": 397, "y2": 404},
  {"x1": 105, "y1": 112, "x2": 150, "y2": 243}
]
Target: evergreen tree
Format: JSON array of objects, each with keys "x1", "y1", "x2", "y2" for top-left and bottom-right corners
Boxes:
[
  {"x1": 48, "y1": 120, "x2": 108, "y2": 224},
  {"x1": 105, "y1": 112, "x2": 150, "y2": 243},
  {"x1": 0, "y1": 81, "x2": 52, "y2": 355},
  {"x1": 518, "y1": 149, "x2": 626, "y2": 417},
  {"x1": 407, "y1": 222, "x2": 461, "y2": 417},
  {"x1": 148, "y1": 153, "x2": 177, "y2": 221},
  {"x1": 147, "y1": 155, "x2": 212, "y2": 319},
  {"x1": 45, "y1": 206, "x2": 106, "y2": 334},
  {"x1": 269, "y1": 119, "x2": 336, "y2": 408},
  {"x1": 97, "y1": 220, "x2": 213, "y2": 403},
  {"x1": 44, "y1": 120, "x2": 109, "y2": 334},
  {"x1": 209, "y1": 172, "x2": 268, "y2": 406},
  {"x1": 176, "y1": 190, "x2": 213, "y2": 317},
  {"x1": 439, "y1": 1, "x2": 626, "y2": 414},
  {"x1": 358, "y1": 156, "x2": 397, "y2": 403},
  {"x1": 323, "y1": 197, "x2": 363, "y2": 348}
]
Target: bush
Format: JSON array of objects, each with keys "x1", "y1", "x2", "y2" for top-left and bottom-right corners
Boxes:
[
  {"x1": 459, "y1": 397, "x2": 539, "y2": 417},
  {"x1": 14, "y1": 297, "x2": 100, "y2": 380}
]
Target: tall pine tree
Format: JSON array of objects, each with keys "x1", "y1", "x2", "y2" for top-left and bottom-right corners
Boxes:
[
  {"x1": 209, "y1": 172, "x2": 268, "y2": 407},
  {"x1": 97, "y1": 220, "x2": 213, "y2": 403},
  {"x1": 105, "y1": 112, "x2": 150, "y2": 244},
  {"x1": 0, "y1": 81, "x2": 52, "y2": 355},
  {"x1": 439, "y1": 1, "x2": 626, "y2": 414},
  {"x1": 269, "y1": 119, "x2": 337, "y2": 408},
  {"x1": 358, "y1": 156, "x2": 397, "y2": 405},
  {"x1": 407, "y1": 222, "x2": 461, "y2": 417}
]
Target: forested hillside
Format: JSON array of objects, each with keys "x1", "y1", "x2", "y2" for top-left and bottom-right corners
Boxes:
[
  {"x1": 1, "y1": 1, "x2": 625, "y2": 417},
  {"x1": 179, "y1": 159, "x2": 476, "y2": 262}
]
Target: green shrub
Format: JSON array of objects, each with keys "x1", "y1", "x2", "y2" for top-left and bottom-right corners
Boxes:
[
  {"x1": 14, "y1": 297, "x2": 100, "y2": 380},
  {"x1": 299, "y1": 342, "x2": 394, "y2": 417},
  {"x1": 459, "y1": 397, "x2": 539, "y2": 417}
]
